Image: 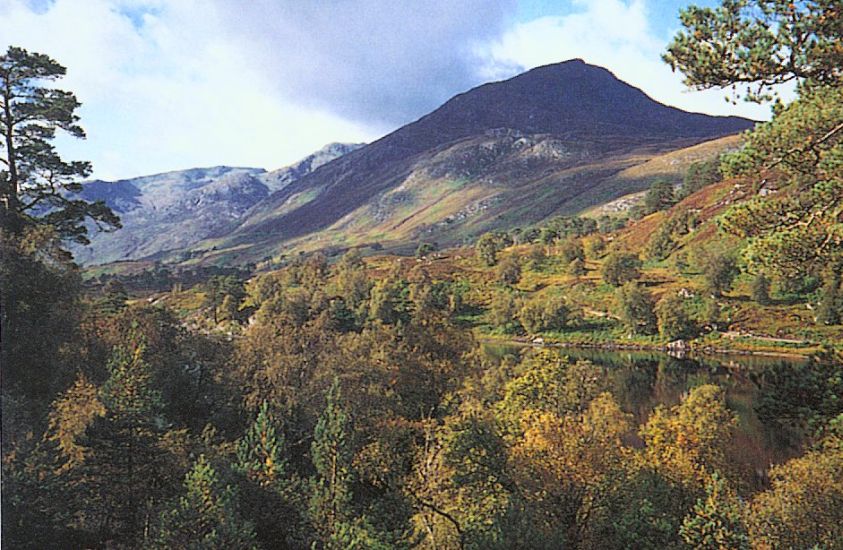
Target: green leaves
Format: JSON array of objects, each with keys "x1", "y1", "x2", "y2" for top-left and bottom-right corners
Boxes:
[
  {"x1": 664, "y1": 0, "x2": 842, "y2": 103},
  {"x1": 155, "y1": 455, "x2": 258, "y2": 550},
  {"x1": 718, "y1": 85, "x2": 842, "y2": 279},
  {"x1": 235, "y1": 401, "x2": 289, "y2": 488},
  {"x1": 310, "y1": 378, "x2": 356, "y2": 544},
  {"x1": 680, "y1": 473, "x2": 750, "y2": 550},
  {"x1": 1, "y1": 45, "x2": 119, "y2": 243},
  {"x1": 601, "y1": 251, "x2": 642, "y2": 286}
]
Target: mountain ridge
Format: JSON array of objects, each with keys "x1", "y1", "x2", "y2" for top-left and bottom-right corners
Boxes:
[
  {"x1": 73, "y1": 144, "x2": 363, "y2": 264},
  {"x1": 197, "y1": 59, "x2": 752, "y2": 263}
]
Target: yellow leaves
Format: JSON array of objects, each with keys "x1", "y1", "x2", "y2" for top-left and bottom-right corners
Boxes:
[
  {"x1": 46, "y1": 373, "x2": 105, "y2": 471},
  {"x1": 640, "y1": 384, "x2": 737, "y2": 487},
  {"x1": 513, "y1": 393, "x2": 631, "y2": 490},
  {"x1": 746, "y1": 440, "x2": 843, "y2": 548}
]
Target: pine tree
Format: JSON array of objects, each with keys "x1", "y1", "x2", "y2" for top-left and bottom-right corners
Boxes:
[
  {"x1": 155, "y1": 455, "x2": 258, "y2": 550},
  {"x1": 234, "y1": 401, "x2": 309, "y2": 547},
  {"x1": 236, "y1": 401, "x2": 288, "y2": 487},
  {"x1": 664, "y1": 2, "x2": 842, "y2": 278},
  {"x1": 664, "y1": 1, "x2": 841, "y2": 104},
  {"x1": 1, "y1": 45, "x2": 118, "y2": 402},
  {"x1": 310, "y1": 378, "x2": 355, "y2": 546},
  {"x1": 0, "y1": 46, "x2": 119, "y2": 239},
  {"x1": 642, "y1": 179, "x2": 676, "y2": 215},
  {"x1": 72, "y1": 338, "x2": 169, "y2": 545}
]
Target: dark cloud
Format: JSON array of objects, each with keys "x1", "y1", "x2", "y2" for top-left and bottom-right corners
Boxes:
[{"x1": 213, "y1": 0, "x2": 518, "y2": 127}]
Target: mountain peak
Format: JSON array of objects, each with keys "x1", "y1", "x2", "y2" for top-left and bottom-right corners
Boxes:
[{"x1": 211, "y1": 61, "x2": 753, "y2": 258}]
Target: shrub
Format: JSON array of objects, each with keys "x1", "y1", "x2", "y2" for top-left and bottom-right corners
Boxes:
[
  {"x1": 568, "y1": 257, "x2": 587, "y2": 277},
  {"x1": 673, "y1": 250, "x2": 690, "y2": 273},
  {"x1": 415, "y1": 242, "x2": 435, "y2": 258},
  {"x1": 583, "y1": 235, "x2": 606, "y2": 259}
]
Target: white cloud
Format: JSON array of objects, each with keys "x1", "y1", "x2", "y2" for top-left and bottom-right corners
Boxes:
[
  {"x1": 483, "y1": 0, "x2": 783, "y2": 122},
  {"x1": 0, "y1": 0, "x2": 376, "y2": 179},
  {"x1": 1, "y1": 0, "x2": 793, "y2": 181},
  {"x1": 209, "y1": 0, "x2": 517, "y2": 126}
]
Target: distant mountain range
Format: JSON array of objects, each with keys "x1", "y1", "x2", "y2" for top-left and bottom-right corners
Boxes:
[
  {"x1": 77, "y1": 59, "x2": 754, "y2": 266},
  {"x1": 72, "y1": 143, "x2": 363, "y2": 264}
]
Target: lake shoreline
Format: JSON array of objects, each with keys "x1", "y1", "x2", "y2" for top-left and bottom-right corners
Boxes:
[{"x1": 477, "y1": 335, "x2": 813, "y2": 360}]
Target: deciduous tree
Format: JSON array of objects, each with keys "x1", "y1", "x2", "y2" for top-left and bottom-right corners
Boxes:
[{"x1": 601, "y1": 252, "x2": 642, "y2": 286}]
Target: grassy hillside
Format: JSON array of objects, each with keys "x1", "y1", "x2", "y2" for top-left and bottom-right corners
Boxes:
[{"x1": 181, "y1": 134, "x2": 744, "y2": 267}]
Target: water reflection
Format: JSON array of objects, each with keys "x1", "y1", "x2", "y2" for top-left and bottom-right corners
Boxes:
[{"x1": 480, "y1": 342, "x2": 807, "y2": 476}]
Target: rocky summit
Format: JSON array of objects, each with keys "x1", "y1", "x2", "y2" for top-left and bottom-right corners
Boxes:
[{"x1": 73, "y1": 143, "x2": 363, "y2": 264}]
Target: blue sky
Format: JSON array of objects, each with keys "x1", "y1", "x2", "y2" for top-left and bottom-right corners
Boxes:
[
  {"x1": 514, "y1": 0, "x2": 719, "y2": 34},
  {"x1": 1, "y1": 0, "x2": 780, "y2": 180}
]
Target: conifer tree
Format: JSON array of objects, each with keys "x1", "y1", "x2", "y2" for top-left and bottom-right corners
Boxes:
[
  {"x1": 234, "y1": 401, "x2": 309, "y2": 547},
  {"x1": 642, "y1": 179, "x2": 676, "y2": 215},
  {"x1": 310, "y1": 378, "x2": 355, "y2": 546},
  {"x1": 664, "y1": 0, "x2": 841, "y2": 103},
  {"x1": 0, "y1": 46, "x2": 119, "y2": 239},
  {"x1": 236, "y1": 401, "x2": 288, "y2": 486},
  {"x1": 73, "y1": 338, "x2": 169, "y2": 545},
  {"x1": 664, "y1": 2, "x2": 842, "y2": 278},
  {"x1": 155, "y1": 455, "x2": 258, "y2": 550}
]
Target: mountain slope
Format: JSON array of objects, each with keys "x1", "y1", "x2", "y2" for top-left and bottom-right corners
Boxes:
[
  {"x1": 74, "y1": 143, "x2": 362, "y2": 265},
  {"x1": 262, "y1": 142, "x2": 365, "y2": 191},
  {"x1": 199, "y1": 59, "x2": 753, "y2": 263}
]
